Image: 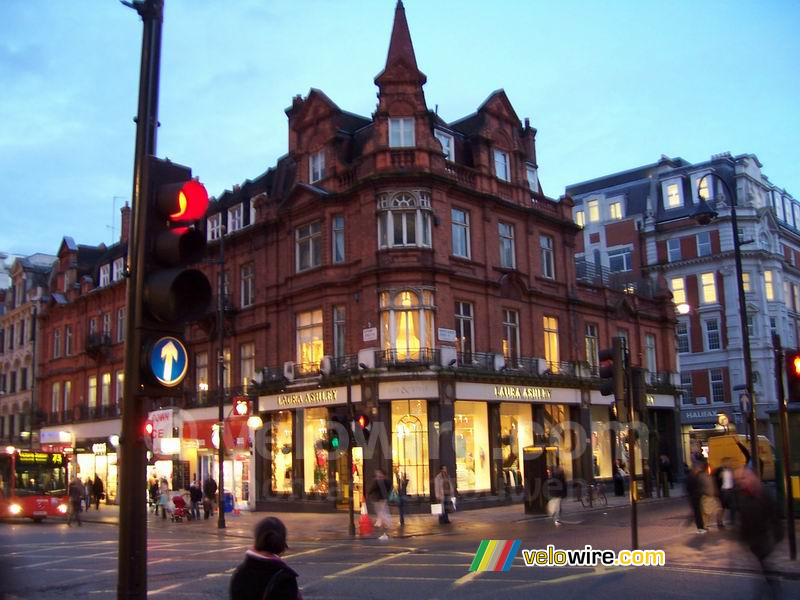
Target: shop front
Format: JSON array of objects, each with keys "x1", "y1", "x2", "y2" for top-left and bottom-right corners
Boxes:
[{"x1": 680, "y1": 406, "x2": 737, "y2": 465}]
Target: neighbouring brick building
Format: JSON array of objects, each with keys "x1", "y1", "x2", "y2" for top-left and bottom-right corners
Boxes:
[
  {"x1": 35, "y1": 1, "x2": 680, "y2": 511},
  {"x1": 566, "y1": 152, "x2": 799, "y2": 464}
]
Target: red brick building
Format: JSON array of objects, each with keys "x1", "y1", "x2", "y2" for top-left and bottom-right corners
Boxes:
[{"x1": 36, "y1": 2, "x2": 679, "y2": 511}]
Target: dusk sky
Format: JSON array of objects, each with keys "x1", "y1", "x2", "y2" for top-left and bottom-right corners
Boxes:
[{"x1": 2, "y1": 0, "x2": 799, "y2": 256}]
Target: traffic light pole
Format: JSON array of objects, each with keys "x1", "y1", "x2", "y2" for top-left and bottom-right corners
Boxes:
[
  {"x1": 774, "y1": 338, "x2": 797, "y2": 560},
  {"x1": 119, "y1": 1, "x2": 163, "y2": 598},
  {"x1": 217, "y1": 226, "x2": 226, "y2": 530},
  {"x1": 346, "y1": 372, "x2": 356, "y2": 536},
  {"x1": 624, "y1": 343, "x2": 638, "y2": 551}
]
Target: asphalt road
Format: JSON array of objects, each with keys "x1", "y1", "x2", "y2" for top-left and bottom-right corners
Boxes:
[{"x1": 1, "y1": 499, "x2": 798, "y2": 599}]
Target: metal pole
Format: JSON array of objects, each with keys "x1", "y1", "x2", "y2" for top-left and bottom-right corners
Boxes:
[
  {"x1": 118, "y1": 1, "x2": 163, "y2": 598},
  {"x1": 28, "y1": 307, "x2": 37, "y2": 450},
  {"x1": 346, "y1": 371, "x2": 356, "y2": 536},
  {"x1": 217, "y1": 227, "x2": 226, "y2": 529},
  {"x1": 625, "y1": 340, "x2": 638, "y2": 550},
  {"x1": 774, "y1": 336, "x2": 797, "y2": 559}
]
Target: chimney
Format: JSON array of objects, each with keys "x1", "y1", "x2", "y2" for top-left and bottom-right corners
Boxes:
[{"x1": 120, "y1": 202, "x2": 131, "y2": 244}]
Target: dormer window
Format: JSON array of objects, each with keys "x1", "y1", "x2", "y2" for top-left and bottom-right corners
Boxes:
[
  {"x1": 228, "y1": 205, "x2": 243, "y2": 233},
  {"x1": 494, "y1": 150, "x2": 510, "y2": 182},
  {"x1": 112, "y1": 257, "x2": 124, "y2": 282},
  {"x1": 665, "y1": 183, "x2": 682, "y2": 209},
  {"x1": 99, "y1": 265, "x2": 110, "y2": 287},
  {"x1": 389, "y1": 117, "x2": 415, "y2": 147},
  {"x1": 526, "y1": 165, "x2": 539, "y2": 192},
  {"x1": 377, "y1": 191, "x2": 432, "y2": 249},
  {"x1": 310, "y1": 150, "x2": 325, "y2": 183},
  {"x1": 207, "y1": 213, "x2": 221, "y2": 241},
  {"x1": 434, "y1": 130, "x2": 454, "y2": 161}
]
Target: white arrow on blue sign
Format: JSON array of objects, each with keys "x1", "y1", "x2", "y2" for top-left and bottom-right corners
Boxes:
[{"x1": 149, "y1": 336, "x2": 189, "y2": 387}]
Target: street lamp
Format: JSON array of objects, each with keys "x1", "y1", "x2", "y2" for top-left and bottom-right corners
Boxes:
[
  {"x1": 692, "y1": 172, "x2": 760, "y2": 476},
  {"x1": 216, "y1": 224, "x2": 227, "y2": 529}
]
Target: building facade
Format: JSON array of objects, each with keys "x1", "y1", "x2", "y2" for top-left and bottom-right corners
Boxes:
[
  {"x1": 36, "y1": 2, "x2": 680, "y2": 511},
  {"x1": 0, "y1": 253, "x2": 56, "y2": 446},
  {"x1": 566, "y1": 152, "x2": 798, "y2": 464}
]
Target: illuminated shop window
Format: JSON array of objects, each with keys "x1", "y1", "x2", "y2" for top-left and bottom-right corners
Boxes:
[
  {"x1": 391, "y1": 400, "x2": 429, "y2": 496},
  {"x1": 270, "y1": 411, "x2": 293, "y2": 494},
  {"x1": 454, "y1": 400, "x2": 491, "y2": 492},
  {"x1": 379, "y1": 289, "x2": 435, "y2": 361}
]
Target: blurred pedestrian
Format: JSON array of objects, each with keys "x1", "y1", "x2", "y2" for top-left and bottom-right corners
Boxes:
[
  {"x1": 189, "y1": 479, "x2": 203, "y2": 521},
  {"x1": 92, "y1": 475, "x2": 104, "y2": 510},
  {"x1": 699, "y1": 463, "x2": 720, "y2": 529},
  {"x1": 713, "y1": 457, "x2": 736, "y2": 528},
  {"x1": 67, "y1": 476, "x2": 84, "y2": 527},
  {"x1": 613, "y1": 459, "x2": 626, "y2": 497},
  {"x1": 83, "y1": 476, "x2": 92, "y2": 511},
  {"x1": 686, "y1": 462, "x2": 707, "y2": 533},
  {"x1": 367, "y1": 469, "x2": 392, "y2": 540},
  {"x1": 203, "y1": 476, "x2": 218, "y2": 519},
  {"x1": 158, "y1": 477, "x2": 170, "y2": 519},
  {"x1": 545, "y1": 465, "x2": 567, "y2": 527},
  {"x1": 736, "y1": 467, "x2": 783, "y2": 598},
  {"x1": 434, "y1": 466, "x2": 454, "y2": 525},
  {"x1": 230, "y1": 516, "x2": 301, "y2": 600}
]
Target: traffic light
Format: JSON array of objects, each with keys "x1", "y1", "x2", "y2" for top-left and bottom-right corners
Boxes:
[
  {"x1": 141, "y1": 157, "x2": 212, "y2": 392},
  {"x1": 233, "y1": 397, "x2": 250, "y2": 416},
  {"x1": 325, "y1": 422, "x2": 341, "y2": 452},
  {"x1": 353, "y1": 413, "x2": 372, "y2": 444},
  {"x1": 785, "y1": 351, "x2": 800, "y2": 402},
  {"x1": 144, "y1": 421, "x2": 155, "y2": 449},
  {"x1": 598, "y1": 337, "x2": 626, "y2": 402}
]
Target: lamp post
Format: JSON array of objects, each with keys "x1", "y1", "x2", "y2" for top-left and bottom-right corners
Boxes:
[
  {"x1": 216, "y1": 224, "x2": 226, "y2": 529},
  {"x1": 692, "y1": 172, "x2": 759, "y2": 476}
]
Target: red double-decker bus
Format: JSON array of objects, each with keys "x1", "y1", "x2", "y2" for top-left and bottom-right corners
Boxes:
[{"x1": 0, "y1": 448, "x2": 69, "y2": 522}]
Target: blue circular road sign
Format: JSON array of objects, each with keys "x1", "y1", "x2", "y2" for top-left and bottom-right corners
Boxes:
[{"x1": 149, "y1": 336, "x2": 189, "y2": 387}]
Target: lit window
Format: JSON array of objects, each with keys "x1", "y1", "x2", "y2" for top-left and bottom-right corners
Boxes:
[
  {"x1": 196, "y1": 352, "x2": 208, "y2": 401},
  {"x1": 51, "y1": 382, "x2": 60, "y2": 414},
  {"x1": 332, "y1": 215, "x2": 345, "y2": 263},
  {"x1": 575, "y1": 210, "x2": 585, "y2": 228},
  {"x1": 608, "y1": 248, "x2": 632, "y2": 272},
  {"x1": 88, "y1": 376, "x2": 97, "y2": 408},
  {"x1": 502, "y1": 309, "x2": 520, "y2": 366},
  {"x1": 698, "y1": 177, "x2": 710, "y2": 201},
  {"x1": 494, "y1": 150, "x2": 510, "y2": 181},
  {"x1": 764, "y1": 270, "x2": 775, "y2": 301},
  {"x1": 309, "y1": 150, "x2": 325, "y2": 183},
  {"x1": 115, "y1": 371, "x2": 124, "y2": 405},
  {"x1": 670, "y1": 277, "x2": 686, "y2": 305},
  {"x1": 101, "y1": 373, "x2": 111, "y2": 406},
  {"x1": 296, "y1": 310, "x2": 323, "y2": 374},
  {"x1": 710, "y1": 369, "x2": 725, "y2": 403},
  {"x1": 609, "y1": 202, "x2": 622, "y2": 220},
  {"x1": 697, "y1": 232, "x2": 711, "y2": 257},
  {"x1": 584, "y1": 324, "x2": 599, "y2": 369},
  {"x1": 296, "y1": 221, "x2": 322, "y2": 272},
  {"x1": 389, "y1": 117, "x2": 415, "y2": 147},
  {"x1": 704, "y1": 319, "x2": 721, "y2": 350},
  {"x1": 499, "y1": 222, "x2": 515, "y2": 268},
  {"x1": 676, "y1": 322, "x2": 690, "y2": 354},
  {"x1": 543, "y1": 316, "x2": 560, "y2": 371},
  {"x1": 742, "y1": 272, "x2": 751, "y2": 293},
  {"x1": 645, "y1": 334, "x2": 657, "y2": 378},
  {"x1": 228, "y1": 204, "x2": 243, "y2": 233},
  {"x1": 377, "y1": 192, "x2": 432, "y2": 249},
  {"x1": 451, "y1": 208, "x2": 470, "y2": 259},
  {"x1": 526, "y1": 165, "x2": 539, "y2": 193},
  {"x1": 207, "y1": 213, "x2": 221, "y2": 241},
  {"x1": 240, "y1": 342, "x2": 255, "y2": 388},
  {"x1": 434, "y1": 130, "x2": 454, "y2": 161},
  {"x1": 540, "y1": 234, "x2": 555, "y2": 279},
  {"x1": 99, "y1": 265, "x2": 110, "y2": 287},
  {"x1": 587, "y1": 200, "x2": 600, "y2": 222},
  {"x1": 666, "y1": 183, "x2": 681, "y2": 208},
  {"x1": 667, "y1": 239, "x2": 681, "y2": 262},
  {"x1": 455, "y1": 301, "x2": 474, "y2": 358},
  {"x1": 379, "y1": 290, "x2": 435, "y2": 361},
  {"x1": 700, "y1": 272, "x2": 717, "y2": 304},
  {"x1": 333, "y1": 306, "x2": 346, "y2": 358}
]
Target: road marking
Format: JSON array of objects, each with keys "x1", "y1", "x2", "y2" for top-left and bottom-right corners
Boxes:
[
  {"x1": 324, "y1": 551, "x2": 412, "y2": 579},
  {"x1": 148, "y1": 582, "x2": 186, "y2": 596},
  {"x1": 452, "y1": 570, "x2": 482, "y2": 587},
  {"x1": 286, "y1": 546, "x2": 330, "y2": 559},
  {"x1": 14, "y1": 549, "x2": 117, "y2": 569}
]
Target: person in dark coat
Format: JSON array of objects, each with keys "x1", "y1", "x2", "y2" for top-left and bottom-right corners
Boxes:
[
  {"x1": 189, "y1": 479, "x2": 203, "y2": 521},
  {"x1": 545, "y1": 465, "x2": 567, "y2": 526},
  {"x1": 395, "y1": 469, "x2": 409, "y2": 527},
  {"x1": 92, "y1": 475, "x2": 104, "y2": 510},
  {"x1": 230, "y1": 516, "x2": 301, "y2": 600},
  {"x1": 67, "y1": 476, "x2": 84, "y2": 527},
  {"x1": 203, "y1": 476, "x2": 218, "y2": 520},
  {"x1": 613, "y1": 459, "x2": 626, "y2": 497},
  {"x1": 686, "y1": 462, "x2": 707, "y2": 533}
]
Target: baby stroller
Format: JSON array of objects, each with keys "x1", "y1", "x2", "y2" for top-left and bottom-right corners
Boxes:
[{"x1": 170, "y1": 493, "x2": 188, "y2": 522}]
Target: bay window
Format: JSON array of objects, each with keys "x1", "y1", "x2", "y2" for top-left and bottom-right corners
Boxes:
[
  {"x1": 380, "y1": 289, "x2": 435, "y2": 361},
  {"x1": 377, "y1": 191, "x2": 432, "y2": 249}
]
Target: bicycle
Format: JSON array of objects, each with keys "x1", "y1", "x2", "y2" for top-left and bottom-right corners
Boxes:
[{"x1": 580, "y1": 481, "x2": 608, "y2": 508}]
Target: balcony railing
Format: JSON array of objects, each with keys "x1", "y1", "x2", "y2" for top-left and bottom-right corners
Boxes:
[
  {"x1": 85, "y1": 333, "x2": 112, "y2": 357},
  {"x1": 376, "y1": 348, "x2": 440, "y2": 368},
  {"x1": 575, "y1": 258, "x2": 655, "y2": 298}
]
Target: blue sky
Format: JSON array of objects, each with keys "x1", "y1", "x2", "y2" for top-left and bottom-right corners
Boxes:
[{"x1": 2, "y1": 0, "x2": 799, "y2": 256}]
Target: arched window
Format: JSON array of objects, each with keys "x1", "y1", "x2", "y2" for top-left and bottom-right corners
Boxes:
[
  {"x1": 377, "y1": 192, "x2": 432, "y2": 249},
  {"x1": 379, "y1": 289, "x2": 435, "y2": 361}
]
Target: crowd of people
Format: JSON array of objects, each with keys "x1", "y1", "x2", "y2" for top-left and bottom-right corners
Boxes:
[
  {"x1": 148, "y1": 475, "x2": 219, "y2": 521},
  {"x1": 66, "y1": 474, "x2": 105, "y2": 526}
]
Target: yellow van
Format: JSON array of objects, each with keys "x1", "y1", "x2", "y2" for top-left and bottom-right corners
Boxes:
[{"x1": 707, "y1": 434, "x2": 775, "y2": 480}]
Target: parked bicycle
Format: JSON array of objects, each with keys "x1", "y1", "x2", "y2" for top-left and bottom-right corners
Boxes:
[{"x1": 580, "y1": 481, "x2": 608, "y2": 508}]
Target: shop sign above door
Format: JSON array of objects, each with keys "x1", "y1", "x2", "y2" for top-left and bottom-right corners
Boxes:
[{"x1": 260, "y1": 385, "x2": 361, "y2": 411}]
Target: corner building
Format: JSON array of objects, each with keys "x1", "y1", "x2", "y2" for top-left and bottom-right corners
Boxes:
[{"x1": 177, "y1": 1, "x2": 680, "y2": 511}]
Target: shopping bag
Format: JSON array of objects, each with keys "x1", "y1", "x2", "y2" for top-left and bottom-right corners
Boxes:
[
  {"x1": 431, "y1": 503, "x2": 443, "y2": 515},
  {"x1": 450, "y1": 497, "x2": 457, "y2": 512}
]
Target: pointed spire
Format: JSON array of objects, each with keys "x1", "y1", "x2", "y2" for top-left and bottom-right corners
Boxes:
[{"x1": 375, "y1": 0, "x2": 426, "y2": 86}]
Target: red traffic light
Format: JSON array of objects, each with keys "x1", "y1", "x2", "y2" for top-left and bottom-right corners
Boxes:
[
  {"x1": 357, "y1": 414, "x2": 369, "y2": 429},
  {"x1": 158, "y1": 179, "x2": 209, "y2": 223},
  {"x1": 144, "y1": 421, "x2": 154, "y2": 436},
  {"x1": 792, "y1": 355, "x2": 800, "y2": 376}
]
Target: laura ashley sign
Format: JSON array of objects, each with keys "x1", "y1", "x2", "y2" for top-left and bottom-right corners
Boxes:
[
  {"x1": 456, "y1": 382, "x2": 579, "y2": 404},
  {"x1": 493, "y1": 385, "x2": 552, "y2": 400},
  {"x1": 260, "y1": 385, "x2": 361, "y2": 411}
]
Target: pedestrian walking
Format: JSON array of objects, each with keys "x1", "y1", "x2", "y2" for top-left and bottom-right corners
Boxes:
[
  {"x1": 434, "y1": 466, "x2": 454, "y2": 525},
  {"x1": 189, "y1": 479, "x2": 203, "y2": 521},
  {"x1": 395, "y1": 469, "x2": 409, "y2": 527},
  {"x1": 367, "y1": 469, "x2": 392, "y2": 540},
  {"x1": 149, "y1": 477, "x2": 160, "y2": 514},
  {"x1": 699, "y1": 465, "x2": 720, "y2": 530},
  {"x1": 230, "y1": 516, "x2": 301, "y2": 600},
  {"x1": 92, "y1": 475, "x2": 104, "y2": 510},
  {"x1": 158, "y1": 477, "x2": 170, "y2": 519},
  {"x1": 713, "y1": 457, "x2": 736, "y2": 527},
  {"x1": 83, "y1": 477, "x2": 92, "y2": 511},
  {"x1": 203, "y1": 476, "x2": 218, "y2": 519},
  {"x1": 67, "y1": 476, "x2": 84, "y2": 527},
  {"x1": 686, "y1": 462, "x2": 707, "y2": 533},
  {"x1": 545, "y1": 465, "x2": 567, "y2": 526},
  {"x1": 613, "y1": 459, "x2": 626, "y2": 497},
  {"x1": 736, "y1": 467, "x2": 783, "y2": 598}
]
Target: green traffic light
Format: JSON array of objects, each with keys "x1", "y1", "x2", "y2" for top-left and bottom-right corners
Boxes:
[{"x1": 331, "y1": 436, "x2": 339, "y2": 450}]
